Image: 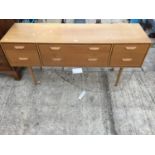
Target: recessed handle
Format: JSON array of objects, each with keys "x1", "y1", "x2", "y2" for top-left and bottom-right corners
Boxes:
[
  {"x1": 52, "y1": 58, "x2": 62, "y2": 61},
  {"x1": 88, "y1": 58, "x2": 98, "y2": 62},
  {"x1": 50, "y1": 47, "x2": 61, "y2": 50},
  {"x1": 122, "y1": 58, "x2": 133, "y2": 62},
  {"x1": 89, "y1": 47, "x2": 100, "y2": 51},
  {"x1": 18, "y1": 57, "x2": 29, "y2": 61},
  {"x1": 125, "y1": 46, "x2": 137, "y2": 50},
  {"x1": 14, "y1": 46, "x2": 25, "y2": 50}
]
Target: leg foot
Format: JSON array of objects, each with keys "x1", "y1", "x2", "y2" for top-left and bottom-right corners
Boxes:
[
  {"x1": 109, "y1": 68, "x2": 114, "y2": 71},
  {"x1": 12, "y1": 72, "x2": 21, "y2": 80}
]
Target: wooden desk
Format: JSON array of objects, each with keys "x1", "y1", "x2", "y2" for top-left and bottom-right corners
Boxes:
[{"x1": 0, "y1": 23, "x2": 151, "y2": 85}]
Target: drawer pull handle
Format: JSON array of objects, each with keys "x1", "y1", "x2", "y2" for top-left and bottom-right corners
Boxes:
[
  {"x1": 52, "y1": 58, "x2": 62, "y2": 61},
  {"x1": 122, "y1": 58, "x2": 133, "y2": 62},
  {"x1": 88, "y1": 58, "x2": 98, "y2": 62},
  {"x1": 50, "y1": 47, "x2": 61, "y2": 50},
  {"x1": 89, "y1": 47, "x2": 100, "y2": 51},
  {"x1": 18, "y1": 57, "x2": 29, "y2": 61},
  {"x1": 14, "y1": 46, "x2": 25, "y2": 50},
  {"x1": 125, "y1": 46, "x2": 137, "y2": 50}
]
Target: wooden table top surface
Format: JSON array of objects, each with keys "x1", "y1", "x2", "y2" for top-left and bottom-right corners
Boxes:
[{"x1": 0, "y1": 23, "x2": 151, "y2": 44}]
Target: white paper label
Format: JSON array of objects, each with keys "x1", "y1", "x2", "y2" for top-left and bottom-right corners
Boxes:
[{"x1": 72, "y1": 68, "x2": 83, "y2": 74}]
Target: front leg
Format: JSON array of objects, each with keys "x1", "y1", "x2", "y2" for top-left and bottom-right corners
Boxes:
[
  {"x1": 28, "y1": 67, "x2": 38, "y2": 85},
  {"x1": 115, "y1": 68, "x2": 123, "y2": 86}
]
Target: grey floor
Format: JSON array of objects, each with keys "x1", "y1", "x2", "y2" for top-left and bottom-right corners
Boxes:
[{"x1": 0, "y1": 47, "x2": 155, "y2": 135}]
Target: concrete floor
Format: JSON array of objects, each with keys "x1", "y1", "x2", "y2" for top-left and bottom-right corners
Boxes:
[{"x1": 0, "y1": 47, "x2": 155, "y2": 135}]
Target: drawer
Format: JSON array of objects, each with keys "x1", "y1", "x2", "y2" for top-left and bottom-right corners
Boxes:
[
  {"x1": 2, "y1": 44, "x2": 40, "y2": 66},
  {"x1": 39, "y1": 44, "x2": 111, "y2": 67},
  {"x1": 0, "y1": 55, "x2": 10, "y2": 70},
  {"x1": 110, "y1": 44, "x2": 150, "y2": 67}
]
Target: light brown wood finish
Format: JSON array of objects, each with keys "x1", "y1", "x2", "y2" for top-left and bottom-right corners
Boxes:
[
  {"x1": 0, "y1": 23, "x2": 151, "y2": 85},
  {"x1": 39, "y1": 44, "x2": 111, "y2": 67},
  {"x1": 110, "y1": 44, "x2": 150, "y2": 67},
  {"x1": 1, "y1": 23, "x2": 151, "y2": 44},
  {"x1": 2, "y1": 43, "x2": 40, "y2": 66}
]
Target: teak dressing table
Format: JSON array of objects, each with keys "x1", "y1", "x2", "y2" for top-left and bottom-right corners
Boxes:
[{"x1": 0, "y1": 23, "x2": 151, "y2": 85}]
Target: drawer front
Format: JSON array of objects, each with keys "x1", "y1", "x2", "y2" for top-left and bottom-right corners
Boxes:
[
  {"x1": 0, "y1": 55, "x2": 10, "y2": 70},
  {"x1": 110, "y1": 44, "x2": 150, "y2": 67},
  {"x1": 39, "y1": 44, "x2": 111, "y2": 67},
  {"x1": 2, "y1": 44, "x2": 40, "y2": 66}
]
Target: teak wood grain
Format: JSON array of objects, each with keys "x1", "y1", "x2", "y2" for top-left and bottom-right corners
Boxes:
[
  {"x1": 39, "y1": 44, "x2": 111, "y2": 66},
  {"x1": 2, "y1": 43, "x2": 40, "y2": 66},
  {"x1": 0, "y1": 23, "x2": 151, "y2": 85},
  {"x1": 1, "y1": 23, "x2": 151, "y2": 44},
  {"x1": 110, "y1": 44, "x2": 150, "y2": 67}
]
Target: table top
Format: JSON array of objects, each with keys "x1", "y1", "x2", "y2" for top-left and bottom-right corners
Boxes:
[{"x1": 0, "y1": 23, "x2": 151, "y2": 44}]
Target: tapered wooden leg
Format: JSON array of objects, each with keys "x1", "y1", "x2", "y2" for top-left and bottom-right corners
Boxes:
[
  {"x1": 28, "y1": 67, "x2": 37, "y2": 85},
  {"x1": 40, "y1": 66, "x2": 42, "y2": 71},
  {"x1": 12, "y1": 72, "x2": 21, "y2": 80},
  {"x1": 11, "y1": 67, "x2": 22, "y2": 80},
  {"x1": 115, "y1": 68, "x2": 123, "y2": 86}
]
